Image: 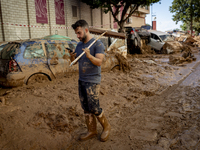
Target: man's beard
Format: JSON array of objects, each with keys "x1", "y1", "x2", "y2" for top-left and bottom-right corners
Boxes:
[{"x1": 80, "y1": 32, "x2": 87, "y2": 42}]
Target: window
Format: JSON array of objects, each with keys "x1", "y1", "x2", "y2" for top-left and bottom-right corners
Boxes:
[
  {"x1": 46, "y1": 43, "x2": 64, "y2": 58},
  {"x1": 145, "y1": 6, "x2": 149, "y2": 10},
  {"x1": 24, "y1": 44, "x2": 44, "y2": 59},
  {"x1": 72, "y1": 6, "x2": 77, "y2": 17},
  {"x1": 151, "y1": 33, "x2": 161, "y2": 41},
  {"x1": 1, "y1": 44, "x2": 20, "y2": 59}
]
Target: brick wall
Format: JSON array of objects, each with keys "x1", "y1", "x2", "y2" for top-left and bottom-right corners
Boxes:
[
  {"x1": 0, "y1": 0, "x2": 147, "y2": 42},
  {"x1": 1, "y1": 0, "x2": 30, "y2": 41},
  {"x1": 79, "y1": 2, "x2": 91, "y2": 25}
]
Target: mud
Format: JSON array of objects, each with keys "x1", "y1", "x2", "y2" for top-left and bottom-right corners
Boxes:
[{"x1": 0, "y1": 48, "x2": 200, "y2": 150}]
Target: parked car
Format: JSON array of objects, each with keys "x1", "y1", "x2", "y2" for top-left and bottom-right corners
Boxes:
[
  {"x1": 125, "y1": 26, "x2": 141, "y2": 54},
  {"x1": 148, "y1": 30, "x2": 174, "y2": 54},
  {"x1": 125, "y1": 26, "x2": 151, "y2": 54},
  {"x1": 0, "y1": 35, "x2": 118, "y2": 87}
]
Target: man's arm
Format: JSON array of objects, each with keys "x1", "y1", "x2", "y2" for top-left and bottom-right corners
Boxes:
[{"x1": 83, "y1": 48, "x2": 104, "y2": 66}]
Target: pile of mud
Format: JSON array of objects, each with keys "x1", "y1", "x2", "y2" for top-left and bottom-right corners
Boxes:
[
  {"x1": 140, "y1": 45, "x2": 154, "y2": 54},
  {"x1": 106, "y1": 47, "x2": 130, "y2": 72}
]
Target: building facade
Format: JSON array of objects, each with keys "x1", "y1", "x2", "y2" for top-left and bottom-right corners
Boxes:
[{"x1": 0, "y1": 0, "x2": 149, "y2": 42}]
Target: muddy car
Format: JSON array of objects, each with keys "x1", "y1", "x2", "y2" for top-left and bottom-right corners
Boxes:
[
  {"x1": 125, "y1": 26, "x2": 151, "y2": 54},
  {"x1": 0, "y1": 36, "x2": 118, "y2": 87},
  {"x1": 0, "y1": 38, "x2": 78, "y2": 87},
  {"x1": 0, "y1": 42, "x2": 8, "y2": 51},
  {"x1": 148, "y1": 30, "x2": 174, "y2": 54},
  {"x1": 125, "y1": 27, "x2": 141, "y2": 54}
]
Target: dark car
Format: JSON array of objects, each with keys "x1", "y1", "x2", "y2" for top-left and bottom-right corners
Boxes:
[
  {"x1": 125, "y1": 26, "x2": 151, "y2": 54},
  {"x1": 125, "y1": 27, "x2": 141, "y2": 54}
]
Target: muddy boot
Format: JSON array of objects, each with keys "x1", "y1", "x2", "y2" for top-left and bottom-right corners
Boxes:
[
  {"x1": 79, "y1": 113, "x2": 97, "y2": 141},
  {"x1": 97, "y1": 111, "x2": 111, "y2": 142}
]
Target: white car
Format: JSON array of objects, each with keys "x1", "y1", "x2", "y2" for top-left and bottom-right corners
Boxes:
[{"x1": 148, "y1": 30, "x2": 174, "y2": 53}]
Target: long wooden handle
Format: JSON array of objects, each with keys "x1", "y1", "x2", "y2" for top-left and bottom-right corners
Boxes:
[{"x1": 70, "y1": 31, "x2": 107, "y2": 66}]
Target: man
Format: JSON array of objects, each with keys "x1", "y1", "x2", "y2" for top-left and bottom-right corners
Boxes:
[{"x1": 70, "y1": 20, "x2": 111, "y2": 142}]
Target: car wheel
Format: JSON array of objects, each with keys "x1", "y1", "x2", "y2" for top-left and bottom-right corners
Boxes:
[{"x1": 27, "y1": 74, "x2": 50, "y2": 85}]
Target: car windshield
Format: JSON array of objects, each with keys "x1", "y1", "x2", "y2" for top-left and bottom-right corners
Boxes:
[
  {"x1": 0, "y1": 43, "x2": 20, "y2": 59},
  {"x1": 159, "y1": 35, "x2": 174, "y2": 42}
]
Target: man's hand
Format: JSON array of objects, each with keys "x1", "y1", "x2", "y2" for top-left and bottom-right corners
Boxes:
[
  {"x1": 82, "y1": 48, "x2": 104, "y2": 66},
  {"x1": 82, "y1": 48, "x2": 92, "y2": 59},
  {"x1": 69, "y1": 50, "x2": 76, "y2": 62}
]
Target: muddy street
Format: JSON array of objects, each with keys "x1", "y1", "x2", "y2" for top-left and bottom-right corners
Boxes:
[{"x1": 0, "y1": 52, "x2": 200, "y2": 150}]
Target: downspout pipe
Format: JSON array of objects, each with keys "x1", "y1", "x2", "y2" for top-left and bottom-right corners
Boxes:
[{"x1": 0, "y1": 0, "x2": 5, "y2": 41}]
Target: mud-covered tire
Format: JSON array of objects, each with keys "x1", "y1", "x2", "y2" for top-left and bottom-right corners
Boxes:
[{"x1": 27, "y1": 74, "x2": 50, "y2": 85}]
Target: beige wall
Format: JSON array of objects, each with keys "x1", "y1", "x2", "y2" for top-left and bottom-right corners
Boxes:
[
  {"x1": 1, "y1": 0, "x2": 30, "y2": 41},
  {"x1": 92, "y1": 8, "x2": 101, "y2": 28}
]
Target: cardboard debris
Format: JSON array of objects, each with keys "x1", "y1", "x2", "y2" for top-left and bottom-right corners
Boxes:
[
  {"x1": 169, "y1": 47, "x2": 196, "y2": 65},
  {"x1": 193, "y1": 36, "x2": 200, "y2": 47},
  {"x1": 106, "y1": 38, "x2": 127, "y2": 58},
  {"x1": 176, "y1": 35, "x2": 197, "y2": 47},
  {"x1": 163, "y1": 41, "x2": 184, "y2": 53}
]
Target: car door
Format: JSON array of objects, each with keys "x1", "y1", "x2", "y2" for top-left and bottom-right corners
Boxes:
[
  {"x1": 148, "y1": 33, "x2": 165, "y2": 50},
  {"x1": 45, "y1": 42, "x2": 66, "y2": 78}
]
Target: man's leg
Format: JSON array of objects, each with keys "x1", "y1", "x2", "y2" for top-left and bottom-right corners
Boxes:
[
  {"x1": 85, "y1": 82, "x2": 111, "y2": 142},
  {"x1": 78, "y1": 80, "x2": 97, "y2": 141}
]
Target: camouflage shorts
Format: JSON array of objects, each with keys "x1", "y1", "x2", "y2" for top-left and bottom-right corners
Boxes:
[{"x1": 78, "y1": 80, "x2": 102, "y2": 116}]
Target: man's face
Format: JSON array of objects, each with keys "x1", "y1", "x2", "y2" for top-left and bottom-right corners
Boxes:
[{"x1": 75, "y1": 27, "x2": 87, "y2": 42}]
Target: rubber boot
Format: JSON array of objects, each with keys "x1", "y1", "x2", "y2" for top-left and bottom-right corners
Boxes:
[
  {"x1": 97, "y1": 111, "x2": 111, "y2": 142},
  {"x1": 79, "y1": 113, "x2": 97, "y2": 141}
]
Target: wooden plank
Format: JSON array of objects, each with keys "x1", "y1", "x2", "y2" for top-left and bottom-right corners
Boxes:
[{"x1": 89, "y1": 28, "x2": 125, "y2": 39}]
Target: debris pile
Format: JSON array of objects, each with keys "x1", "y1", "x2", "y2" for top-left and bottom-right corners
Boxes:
[
  {"x1": 193, "y1": 36, "x2": 200, "y2": 47},
  {"x1": 163, "y1": 41, "x2": 184, "y2": 53},
  {"x1": 169, "y1": 45, "x2": 196, "y2": 65},
  {"x1": 115, "y1": 53, "x2": 130, "y2": 72},
  {"x1": 140, "y1": 39, "x2": 155, "y2": 54}
]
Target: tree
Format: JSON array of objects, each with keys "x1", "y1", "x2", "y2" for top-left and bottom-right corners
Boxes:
[
  {"x1": 81, "y1": 0, "x2": 161, "y2": 32},
  {"x1": 180, "y1": 22, "x2": 188, "y2": 31},
  {"x1": 169, "y1": 0, "x2": 200, "y2": 35},
  {"x1": 181, "y1": 21, "x2": 200, "y2": 35}
]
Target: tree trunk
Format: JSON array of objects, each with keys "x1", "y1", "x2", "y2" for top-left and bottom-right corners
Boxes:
[
  {"x1": 118, "y1": 21, "x2": 125, "y2": 33},
  {"x1": 190, "y1": 14, "x2": 193, "y2": 36}
]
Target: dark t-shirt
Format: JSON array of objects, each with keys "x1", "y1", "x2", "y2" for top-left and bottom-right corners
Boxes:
[{"x1": 75, "y1": 38, "x2": 105, "y2": 83}]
